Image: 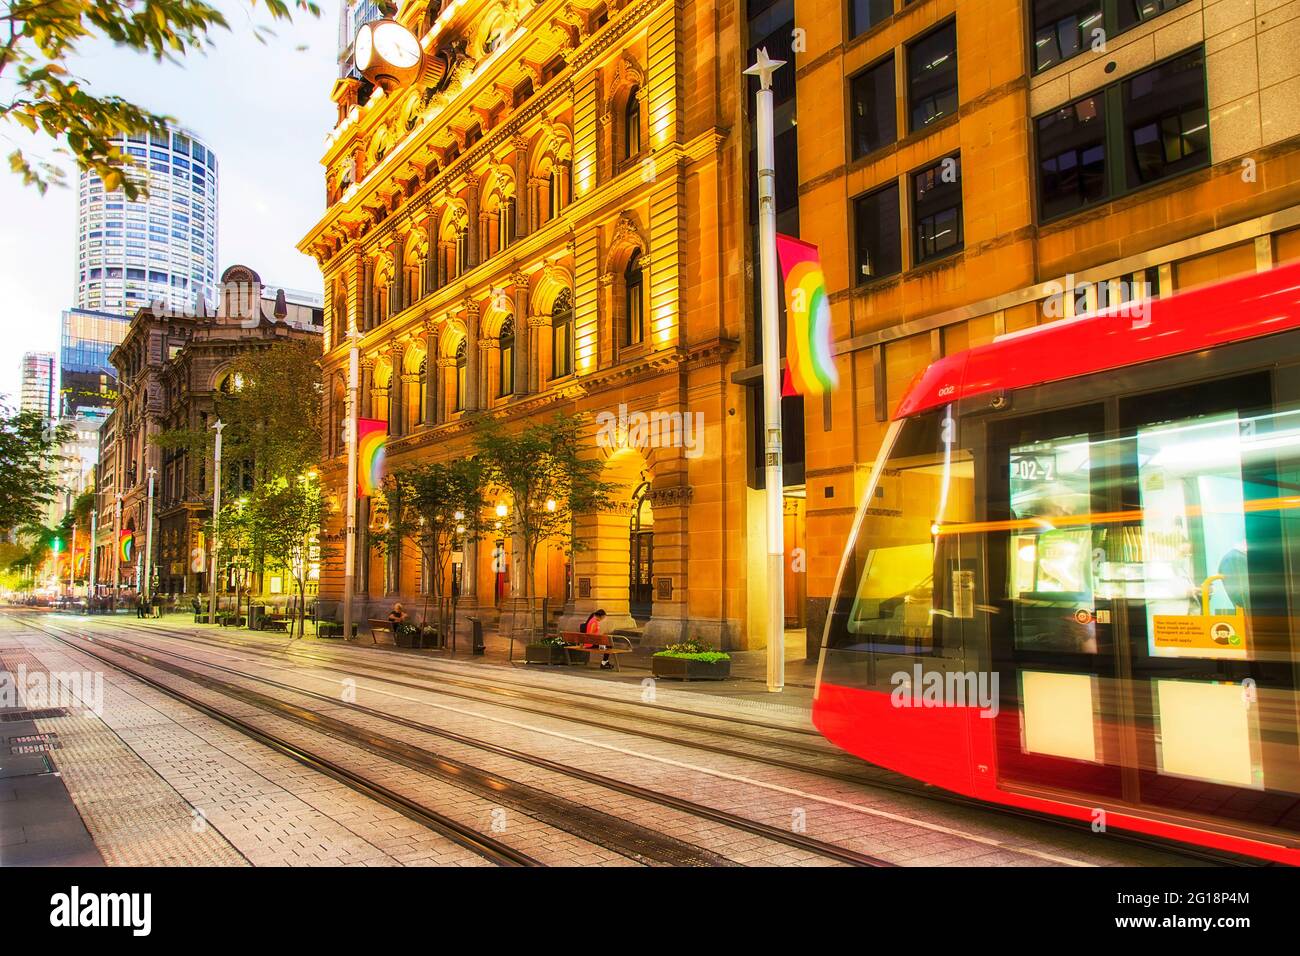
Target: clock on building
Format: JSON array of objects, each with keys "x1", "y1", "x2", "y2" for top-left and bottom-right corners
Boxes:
[{"x1": 354, "y1": 19, "x2": 423, "y2": 91}]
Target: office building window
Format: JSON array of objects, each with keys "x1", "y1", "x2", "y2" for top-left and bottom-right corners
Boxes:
[
  {"x1": 912, "y1": 154, "x2": 963, "y2": 263},
  {"x1": 850, "y1": 57, "x2": 897, "y2": 159},
  {"x1": 853, "y1": 183, "x2": 901, "y2": 283},
  {"x1": 551, "y1": 290, "x2": 574, "y2": 379},
  {"x1": 1037, "y1": 93, "x2": 1107, "y2": 219},
  {"x1": 907, "y1": 20, "x2": 958, "y2": 131},
  {"x1": 850, "y1": 0, "x2": 893, "y2": 38},
  {"x1": 1123, "y1": 48, "x2": 1208, "y2": 187},
  {"x1": 1032, "y1": 0, "x2": 1103, "y2": 72}
]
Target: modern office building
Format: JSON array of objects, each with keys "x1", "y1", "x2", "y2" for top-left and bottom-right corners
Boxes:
[
  {"x1": 75, "y1": 126, "x2": 219, "y2": 316},
  {"x1": 60, "y1": 307, "x2": 130, "y2": 415},
  {"x1": 19, "y1": 351, "x2": 57, "y2": 420}
]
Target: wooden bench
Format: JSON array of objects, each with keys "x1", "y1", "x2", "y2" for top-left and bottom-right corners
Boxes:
[
  {"x1": 560, "y1": 631, "x2": 634, "y2": 671},
  {"x1": 367, "y1": 619, "x2": 394, "y2": 645}
]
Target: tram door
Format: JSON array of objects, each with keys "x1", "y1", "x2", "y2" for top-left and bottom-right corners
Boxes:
[
  {"x1": 983, "y1": 403, "x2": 1127, "y2": 802},
  {"x1": 984, "y1": 374, "x2": 1300, "y2": 839}
]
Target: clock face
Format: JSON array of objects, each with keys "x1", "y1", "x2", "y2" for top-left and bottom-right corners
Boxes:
[
  {"x1": 354, "y1": 23, "x2": 374, "y2": 71},
  {"x1": 374, "y1": 22, "x2": 421, "y2": 69}
]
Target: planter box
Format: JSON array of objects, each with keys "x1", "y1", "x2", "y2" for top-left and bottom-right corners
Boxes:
[
  {"x1": 317, "y1": 622, "x2": 356, "y2": 639},
  {"x1": 651, "y1": 656, "x2": 731, "y2": 681},
  {"x1": 525, "y1": 644, "x2": 569, "y2": 664},
  {"x1": 394, "y1": 626, "x2": 420, "y2": 649}
]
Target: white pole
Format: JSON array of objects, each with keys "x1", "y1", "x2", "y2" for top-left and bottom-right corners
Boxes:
[
  {"x1": 343, "y1": 334, "x2": 360, "y2": 642},
  {"x1": 208, "y1": 420, "x2": 224, "y2": 623},
  {"x1": 114, "y1": 493, "x2": 122, "y2": 593},
  {"x1": 746, "y1": 48, "x2": 787, "y2": 693},
  {"x1": 89, "y1": 507, "x2": 98, "y2": 605},
  {"x1": 144, "y1": 467, "x2": 156, "y2": 606}
]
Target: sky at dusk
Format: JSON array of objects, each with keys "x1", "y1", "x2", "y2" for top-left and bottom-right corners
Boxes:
[{"x1": 0, "y1": 2, "x2": 342, "y2": 403}]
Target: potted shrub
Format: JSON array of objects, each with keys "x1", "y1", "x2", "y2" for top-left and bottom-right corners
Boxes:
[
  {"x1": 652, "y1": 639, "x2": 731, "y2": 681},
  {"x1": 525, "y1": 633, "x2": 570, "y2": 664},
  {"x1": 394, "y1": 621, "x2": 421, "y2": 648}
]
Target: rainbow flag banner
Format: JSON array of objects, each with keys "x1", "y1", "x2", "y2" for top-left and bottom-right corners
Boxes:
[
  {"x1": 119, "y1": 528, "x2": 135, "y2": 564},
  {"x1": 776, "y1": 233, "x2": 838, "y2": 395},
  {"x1": 357, "y1": 417, "x2": 388, "y2": 498}
]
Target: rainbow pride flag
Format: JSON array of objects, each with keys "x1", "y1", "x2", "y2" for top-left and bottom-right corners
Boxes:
[
  {"x1": 119, "y1": 529, "x2": 134, "y2": 564},
  {"x1": 776, "y1": 233, "x2": 838, "y2": 395},
  {"x1": 357, "y1": 417, "x2": 387, "y2": 498}
]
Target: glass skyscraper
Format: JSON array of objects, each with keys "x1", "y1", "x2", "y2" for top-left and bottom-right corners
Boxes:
[
  {"x1": 75, "y1": 125, "x2": 219, "y2": 315},
  {"x1": 60, "y1": 307, "x2": 130, "y2": 415}
]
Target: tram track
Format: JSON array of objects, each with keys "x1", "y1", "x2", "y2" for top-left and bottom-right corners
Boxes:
[
  {"x1": 26, "y1": 616, "x2": 896, "y2": 867},
  {"x1": 82, "y1": 616, "x2": 1260, "y2": 867}
]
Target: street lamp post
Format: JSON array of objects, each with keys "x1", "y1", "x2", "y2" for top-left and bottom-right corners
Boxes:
[
  {"x1": 745, "y1": 47, "x2": 787, "y2": 693},
  {"x1": 208, "y1": 420, "x2": 224, "y2": 624},
  {"x1": 144, "y1": 467, "x2": 157, "y2": 608},
  {"x1": 343, "y1": 332, "x2": 361, "y2": 644},
  {"x1": 69, "y1": 523, "x2": 77, "y2": 598},
  {"x1": 114, "y1": 493, "x2": 122, "y2": 594},
  {"x1": 89, "y1": 501, "x2": 98, "y2": 608}
]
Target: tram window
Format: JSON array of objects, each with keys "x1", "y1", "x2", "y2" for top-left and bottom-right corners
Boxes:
[
  {"x1": 1007, "y1": 433, "x2": 1101, "y2": 654},
  {"x1": 823, "y1": 407, "x2": 977, "y2": 690}
]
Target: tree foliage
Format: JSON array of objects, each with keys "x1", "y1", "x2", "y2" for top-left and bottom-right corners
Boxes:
[
  {"x1": 156, "y1": 339, "x2": 323, "y2": 487},
  {"x1": 376, "y1": 457, "x2": 487, "y2": 622},
  {"x1": 0, "y1": 404, "x2": 69, "y2": 534},
  {"x1": 473, "y1": 412, "x2": 615, "y2": 605},
  {"x1": 0, "y1": 0, "x2": 318, "y2": 195},
  {"x1": 249, "y1": 473, "x2": 330, "y2": 637}
]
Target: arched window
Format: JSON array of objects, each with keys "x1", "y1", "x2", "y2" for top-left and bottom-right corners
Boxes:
[
  {"x1": 498, "y1": 317, "x2": 515, "y2": 397},
  {"x1": 624, "y1": 249, "x2": 644, "y2": 347},
  {"x1": 454, "y1": 341, "x2": 467, "y2": 412},
  {"x1": 551, "y1": 290, "x2": 574, "y2": 379},
  {"x1": 624, "y1": 86, "x2": 641, "y2": 159}
]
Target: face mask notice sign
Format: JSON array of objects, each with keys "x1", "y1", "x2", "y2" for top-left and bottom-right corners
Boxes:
[{"x1": 1152, "y1": 574, "x2": 1249, "y2": 658}]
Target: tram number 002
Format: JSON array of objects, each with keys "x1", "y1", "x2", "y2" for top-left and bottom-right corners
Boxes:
[{"x1": 1010, "y1": 455, "x2": 1057, "y2": 482}]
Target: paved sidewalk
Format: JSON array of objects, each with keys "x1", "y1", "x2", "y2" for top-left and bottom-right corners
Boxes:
[{"x1": 136, "y1": 609, "x2": 822, "y2": 699}]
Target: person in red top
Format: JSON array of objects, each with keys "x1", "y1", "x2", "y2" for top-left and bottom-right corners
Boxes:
[{"x1": 582, "y1": 609, "x2": 612, "y2": 669}]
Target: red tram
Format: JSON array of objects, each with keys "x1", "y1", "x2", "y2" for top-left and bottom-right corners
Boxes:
[{"x1": 813, "y1": 262, "x2": 1300, "y2": 864}]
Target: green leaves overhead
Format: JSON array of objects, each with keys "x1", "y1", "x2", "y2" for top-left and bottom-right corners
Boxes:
[{"x1": 0, "y1": 0, "x2": 319, "y2": 195}]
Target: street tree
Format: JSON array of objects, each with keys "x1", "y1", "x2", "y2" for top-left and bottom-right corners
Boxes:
[
  {"x1": 474, "y1": 412, "x2": 615, "y2": 634},
  {"x1": 0, "y1": 405, "x2": 69, "y2": 535},
  {"x1": 250, "y1": 472, "x2": 329, "y2": 638},
  {"x1": 204, "y1": 495, "x2": 254, "y2": 619},
  {"x1": 0, "y1": 0, "x2": 318, "y2": 196},
  {"x1": 376, "y1": 457, "x2": 487, "y2": 632},
  {"x1": 156, "y1": 339, "x2": 323, "y2": 489}
]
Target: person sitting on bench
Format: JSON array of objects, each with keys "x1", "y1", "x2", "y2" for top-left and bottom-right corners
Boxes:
[
  {"x1": 388, "y1": 603, "x2": 408, "y2": 627},
  {"x1": 580, "y1": 609, "x2": 612, "y2": 669}
]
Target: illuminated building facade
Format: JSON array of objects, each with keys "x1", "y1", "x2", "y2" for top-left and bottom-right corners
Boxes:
[{"x1": 301, "y1": 0, "x2": 756, "y2": 646}]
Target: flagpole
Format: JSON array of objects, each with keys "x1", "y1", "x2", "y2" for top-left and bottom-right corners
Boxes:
[
  {"x1": 343, "y1": 332, "x2": 360, "y2": 644},
  {"x1": 746, "y1": 48, "x2": 787, "y2": 693}
]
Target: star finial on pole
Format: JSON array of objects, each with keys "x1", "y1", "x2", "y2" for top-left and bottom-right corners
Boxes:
[{"x1": 743, "y1": 46, "x2": 786, "y2": 92}]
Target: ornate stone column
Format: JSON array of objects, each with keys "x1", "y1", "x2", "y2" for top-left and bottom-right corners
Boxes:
[
  {"x1": 512, "y1": 136, "x2": 530, "y2": 240},
  {"x1": 362, "y1": 259, "x2": 374, "y2": 330},
  {"x1": 597, "y1": 270, "x2": 616, "y2": 369},
  {"x1": 527, "y1": 312, "x2": 548, "y2": 393},
  {"x1": 435, "y1": 355, "x2": 455, "y2": 425},
  {"x1": 465, "y1": 173, "x2": 480, "y2": 270},
  {"x1": 423, "y1": 211, "x2": 438, "y2": 295},
  {"x1": 423, "y1": 322, "x2": 438, "y2": 427},
  {"x1": 387, "y1": 343, "x2": 405, "y2": 436},
  {"x1": 391, "y1": 234, "x2": 406, "y2": 314},
  {"x1": 478, "y1": 335, "x2": 499, "y2": 409},
  {"x1": 359, "y1": 358, "x2": 374, "y2": 418},
  {"x1": 463, "y1": 298, "x2": 481, "y2": 412},
  {"x1": 511, "y1": 271, "x2": 530, "y2": 395}
]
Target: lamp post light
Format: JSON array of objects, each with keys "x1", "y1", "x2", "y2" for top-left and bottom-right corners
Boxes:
[
  {"x1": 208, "y1": 420, "x2": 224, "y2": 624},
  {"x1": 343, "y1": 330, "x2": 361, "y2": 645},
  {"x1": 144, "y1": 466, "x2": 157, "y2": 608},
  {"x1": 88, "y1": 501, "x2": 98, "y2": 608},
  {"x1": 745, "y1": 47, "x2": 788, "y2": 693}
]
